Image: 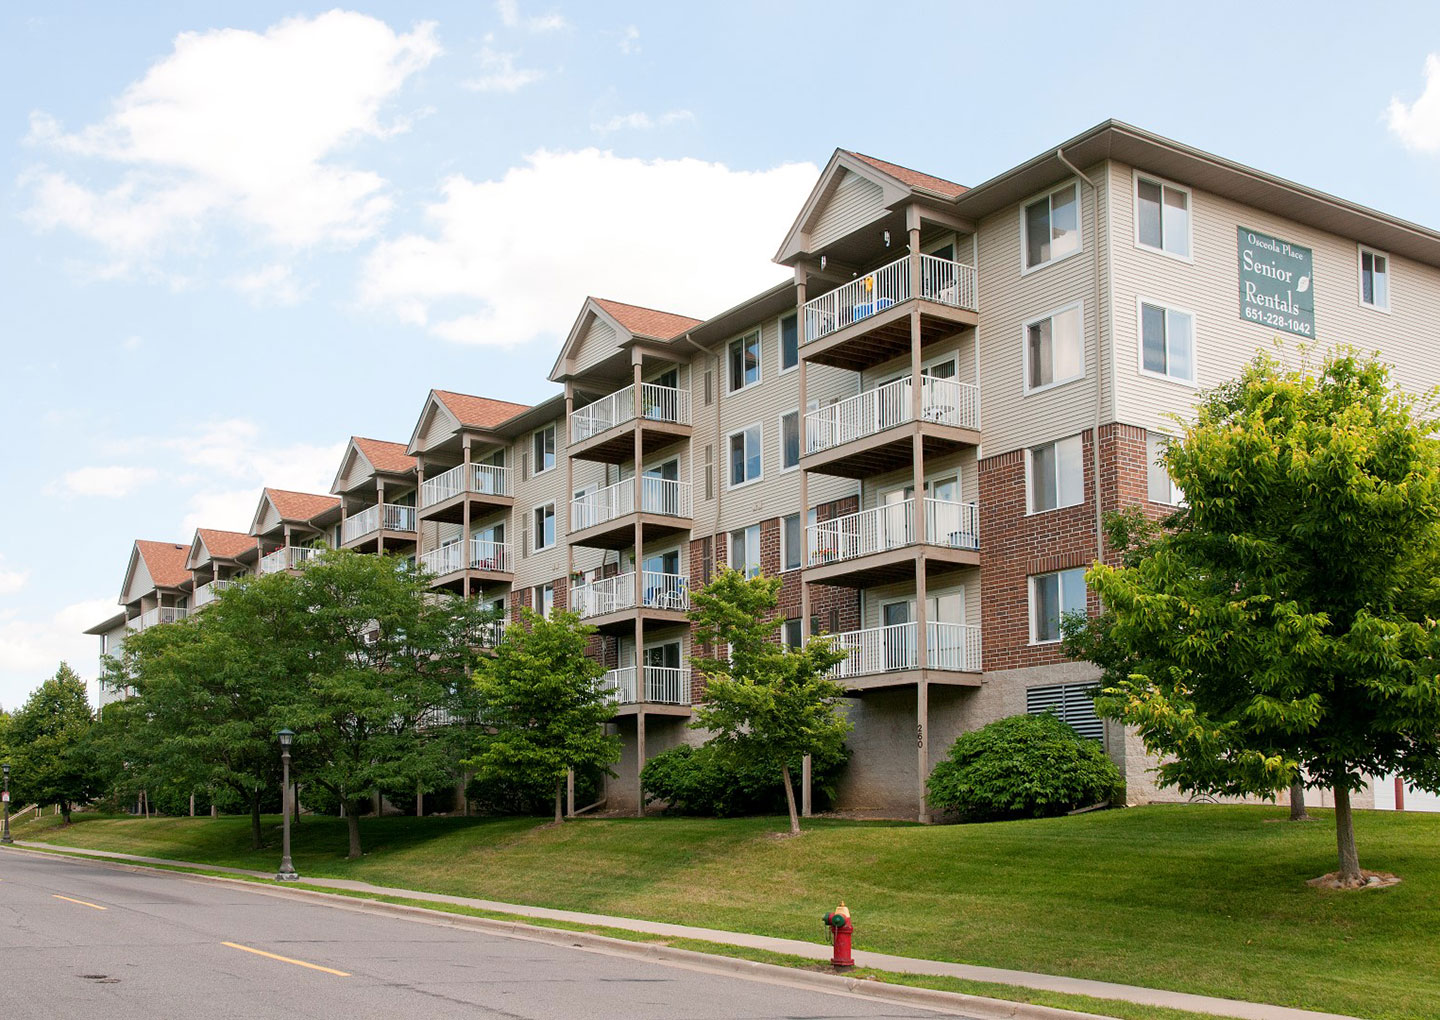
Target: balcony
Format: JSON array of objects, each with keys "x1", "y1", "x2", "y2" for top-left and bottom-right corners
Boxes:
[
  {"x1": 828, "y1": 621, "x2": 982, "y2": 691},
  {"x1": 127, "y1": 606, "x2": 189, "y2": 631},
  {"x1": 570, "y1": 383, "x2": 692, "y2": 463},
  {"x1": 569, "y1": 477, "x2": 693, "y2": 550},
  {"x1": 192, "y1": 579, "x2": 232, "y2": 608},
  {"x1": 801, "y1": 253, "x2": 978, "y2": 371},
  {"x1": 602, "y1": 665, "x2": 693, "y2": 714},
  {"x1": 341, "y1": 503, "x2": 417, "y2": 548},
  {"x1": 418, "y1": 463, "x2": 513, "y2": 524},
  {"x1": 259, "y1": 546, "x2": 323, "y2": 574},
  {"x1": 572, "y1": 570, "x2": 689, "y2": 631},
  {"x1": 804, "y1": 376, "x2": 980, "y2": 477},
  {"x1": 419, "y1": 538, "x2": 513, "y2": 591},
  {"x1": 805, "y1": 498, "x2": 979, "y2": 586}
]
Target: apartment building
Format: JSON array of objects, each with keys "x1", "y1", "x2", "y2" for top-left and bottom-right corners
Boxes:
[{"x1": 87, "y1": 120, "x2": 1440, "y2": 817}]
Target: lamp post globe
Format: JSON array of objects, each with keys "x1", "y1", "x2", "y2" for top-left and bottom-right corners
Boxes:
[{"x1": 275, "y1": 730, "x2": 298, "y2": 881}]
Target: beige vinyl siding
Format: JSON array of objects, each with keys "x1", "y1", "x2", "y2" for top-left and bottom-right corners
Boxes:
[
  {"x1": 860, "y1": 449, "x2": 978, "y2": 511},
  {"x1": 858, "y1": 332, "x2": 977, "y2": 390},
  {"x1": 573, "y1": 315, "x2": 621, "y2": 376},
  {"x1": 811, "y1": 170, "x2": 886, "y2": 251},
  {"x1": 254, "y1": 500, "x2": 283, "y2": 535},
  {"x1": 974, "y1": 161, "x2": 1112, "y2": 457},
  {"x1": 415, "y1": 400, "x2": 460, "y2": 452},
  {"x1": 121, "y1": 558, "x2": 155, "y2": 605},
  {"x1": 1107, "y1": 160, "x2": 1440, "y2": 432},
  {"x1": 510, "y1": 415, "x2": 575, "y2": 591},
  {"x1": 859, "y1": 568, "x2": 982, "y2": 630}
]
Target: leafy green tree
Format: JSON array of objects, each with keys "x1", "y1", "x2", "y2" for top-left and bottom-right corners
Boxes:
[
  {"x1": 465, "y1": 608, "x2": 618, "y2": 823},
  {"x1": 689, "y1": 568, "x2": 850, "y2": 835},
  {"x1": 8, "y1": 663, "x2": 101, "y2": 822},
  {"x1": 1079, "y1": 349, "x2": 1440, "y2": 885}
]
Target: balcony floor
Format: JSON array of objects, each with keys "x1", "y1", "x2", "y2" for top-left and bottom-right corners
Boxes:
[
  {"x1": 417, "y1": 491, "x2": 514, "y2": 525},
  {"x1": 584, "y1": 606, "x2": 690, "y2": 636},
  {"x1": 341, "y1": 530, "x2": 417, "y2": 554},
  {"x1": 803, "y1": 421, "x2": 980, "y2": 479},
  {"x1": 802, "y1": 301, "x2": 977, "y2": 372},
  {"x1": 569, "y1": 420, "x2": 691, "y2": 465},
  {"x1": 569, "y1": 513, "x2": 693, "y2": 551},
  {"x1": 804, "y1": 544, "x2": 978, "y2": 588},
  {"x1": 429, "y1": 567, "x2": 515, "y2": 594},
  {"x1": 842, "y1": 668, "x2": 983, "y2": 693},
  {"x1": 610, "y1": 702, "x2": 693, "y2": 718}
]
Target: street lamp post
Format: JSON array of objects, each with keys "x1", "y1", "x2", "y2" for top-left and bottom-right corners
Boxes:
[
  {"x1": 275, "y1": 730, "x2": 298, "y2": 881},
  {"x1": 2, "y1": 763, "x2": 12, "y2": 845}
]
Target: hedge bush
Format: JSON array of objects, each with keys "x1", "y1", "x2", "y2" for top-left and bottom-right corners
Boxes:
[
  {"x1": 641, "y1": 742, "x2": 849, "y2": 816},
  {"x1": 926, "y1": 713, "x2": 1124, "y2": 821}
]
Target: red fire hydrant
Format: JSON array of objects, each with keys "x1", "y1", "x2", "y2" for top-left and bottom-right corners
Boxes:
[{"x1": 822, "y1": 901, "x2": 854, "y2": 968}]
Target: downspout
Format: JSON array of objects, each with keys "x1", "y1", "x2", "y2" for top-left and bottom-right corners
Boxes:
[{"x1": 1056, "y1": 148, "x2": 1106, "y2": 561}]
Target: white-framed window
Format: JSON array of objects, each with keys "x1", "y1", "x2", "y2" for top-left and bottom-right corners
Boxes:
[
  {"x1": 780, "y1": 410, "x2": 800, "y2": 471},
  {"x1": 534, "y1": 582, "x2": 555, "y2": 620},
  {"x1": 728, "y1": 329, "x2": 762, "y2": 392},
  {"x1": 778, "y1": 312, "x2": 799, "y2": 373},
  {"x1": 1023, "y1": 302, "x2": 1084, "y2": 393},
  {"x1": 532, "y1": 503, "x2": 556, "y2": 551},
  {"x1": 1026, "y1": 683, "x2": 1104, "y2": 741},
  {"x1": 1028, "y1": 435, "x2": 1084, "y2": 514},
  {"x1": 1147, "y1": 431, "x2": 1184, "y2": 506},
  {"x1": 1021, "y1": 180, "x2": 1082, "y2": 273},
  {"x1": 729, "y1": 524, "x2": 762, "y2": 578},
  {"x1": 780, "y1": 512, "x2": 802, "y2": 571},
  {"x1": 782, "y1": 618, "x2": 803, "y2": 649},
  {"x1": 728, "y1": 423, "x2": 763, "y2": 488},
  {"x1": 1030, "y1": 568, "x2": 1087, "y2": 644},
  {"x1": 532, "y1": 424, "x2": 556, "y2": 474},
  {"x1": 1134, "y1": 172, "x2": 1192, "y2": 259},
  {"x1": 1358, "y1": 245, "x2": 1390, "y2": 312},
  {"x1": 1138, "y1": 300, "x2": 1196, "y2": 384}
]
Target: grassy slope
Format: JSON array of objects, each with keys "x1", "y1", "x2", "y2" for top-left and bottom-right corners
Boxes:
[{"x1": 15, "y1": 805, "x2": 1436, "y2": 1020}]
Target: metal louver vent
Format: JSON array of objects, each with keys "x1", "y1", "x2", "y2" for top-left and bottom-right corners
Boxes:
[{"x1": 1026, "y1": 683, "x2": 1103, "y2": 741}]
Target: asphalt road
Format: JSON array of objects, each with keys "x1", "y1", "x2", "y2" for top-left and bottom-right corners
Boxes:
[{"x1": 0, "y1": 850, "x2": 948, "y2": 1020}]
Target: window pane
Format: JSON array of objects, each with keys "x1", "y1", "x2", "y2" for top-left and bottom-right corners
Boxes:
[
  {"x1": 1025, "y1": 199, "x2": 1050, "y2": 268},
  {"x1": 783, "y1": 619, "x2": 802, "y2": 649},
  {"x1": 1141, "y1": 302, "x2": 1167, "y2": 374},
  {"x1": 1361, "y1": 252, "x2": 1375, "y2": 305},
  {"x1": 745, "y1": 425, "x2": 761, "y2": 480},
  {"x1": 1162, "y1": 187, "x2": 1189, "y2": 256},
  {"x1": 1137, "y1": 179, "x2": 1162, "y2": 249},
  {"x1": 783, "y1": 514, "x2": 801, "y2": 570},
  {"x1": 1033, "y1": 574, "x2": 1060, "y2": 641},
  {"x1": 1027, "y1": 319, "x2": 1052, "y2": 388},
  {"x1": 1052, "y1": 307, "x2": 1083, "y2": 381},
  {"x1": 1031, "y1": 442, "x2": 1057, "y2": 512},
  {"x1": 1056, "y1": 435, "x2": 1084, "y2": 507},
  {"x1": 781, "y1": 314, "x2": 798, "y2": 369},
  {"x1": 1166, "y1": 309, "x2": 1194, "y2": 381},
  {"x1": 744, "y1": 333, "x2": 760, "y2": 386},
  {"x1": 1374, "y1": 254, "x2": 1388, "y2": 307},
  {"x1": 1050, "y1": 185, "x2": 1079, "y2": 259},
  {"x1": 1060, "y1": 568, "x2": 1087, "y2": 616},
  {"x1": 782, "y1": 412, "x2": 799, "y2": 468},
  {"x1": 1147, "y1": 432, "x2": 1173, "y2": 504},
  {"x1": 729, "y1": 433, "x2": 745, "y2": 485}
]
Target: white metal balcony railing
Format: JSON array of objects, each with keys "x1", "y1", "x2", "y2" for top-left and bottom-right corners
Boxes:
[
  {"x1": 571, "y1": 476, "x2": 693, "y2": 531},
  {"x1": 192, "y1": 579, "x2": 232, "y2": 608},
  {"x1": 828, "y1": 621, "x2": 982, "y2": 679},
  {"x1": 572, "y1": 570, "x2": 689, "y2": 619},
  {"x1": 807, "y1": 498, "x2": 978, "y2": 566},
  {"x1": 341, "y1": 503, "x2": 417, "y2": 544},
  {"x1": 806, "y1": 376, "x2": 980, "y2": 456},
  {"x1": 419, "y1": 462, "x2": 512, "y2": 510},
  {"x1": 571, "y1": 384, "x2": 691, "y2": 445},
  {"x1": 419, "y1": 539, "x2": 513, "y2": 578},
  {"x1": 259, "y1": 546, "x2": 323, "y2": 575},
  {"x1": 601, "y1": 665, "x2": 692, "y2": 706},
  {"x1": 126, "y1": 606, "x2": 189, "y2": 631},
  {"x1": 802, "y1": 253, "x2": 977, "y2": 344}
]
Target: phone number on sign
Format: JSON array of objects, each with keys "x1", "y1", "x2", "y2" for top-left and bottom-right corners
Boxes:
[{"x1": 1243, "y1": 305, "x2": 1312, "y2": 336}]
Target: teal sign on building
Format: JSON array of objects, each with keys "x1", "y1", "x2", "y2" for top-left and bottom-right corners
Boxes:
[{"x1": 1237, "y1": 227, "x2": 1314, "y2": 338}]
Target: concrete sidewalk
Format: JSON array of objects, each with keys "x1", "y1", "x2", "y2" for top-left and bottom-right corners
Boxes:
[{"x1": 10, "y1": 841, "x2": 1359, "y2": 1020}]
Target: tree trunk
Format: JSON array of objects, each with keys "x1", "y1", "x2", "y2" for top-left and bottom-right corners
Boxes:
[
  {"x1": 249, "y1": 793, "x2": 263, "y2": 850},
  {"x1": 1289, "y1": 778, "x2": 1309, "y2": 821},
  {"x1": 1333, "y1": 782, "x2": 1361, "y2": 883},
  {"x1": 346, "y1": 803, "x2": 363, "y2": 860},
  {"x1": 779, "y1": 763, "x2": 800, "y2": 836},
  {"x1": 60, "y1": 802, "x2": 71, "y2": 825}
]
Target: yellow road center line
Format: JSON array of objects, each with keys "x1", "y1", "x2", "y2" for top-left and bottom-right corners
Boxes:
[
  {"x1": 221, "y1": 941, "x2": 350, "y2": 977},
  {"x1": 52, "y1": 894, "x2": 106, "y2": 910}
]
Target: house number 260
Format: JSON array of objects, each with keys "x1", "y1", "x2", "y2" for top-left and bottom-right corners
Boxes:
[{"x1": 916, "y1": 725, "x2": 924, "y2": 749}]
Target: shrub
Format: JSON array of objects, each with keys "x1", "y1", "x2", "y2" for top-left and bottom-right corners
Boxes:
[
  {"x1": 642, "y1": 742, "x2": 849, "y2": 816},
  {"x1": 927, "y1": 713, "x2": 1124, "y2": 821}
]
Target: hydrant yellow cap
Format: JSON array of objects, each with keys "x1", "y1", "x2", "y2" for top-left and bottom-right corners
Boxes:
[{"x1": 834, "y1": 901, "x2": 850, "y2": 920}]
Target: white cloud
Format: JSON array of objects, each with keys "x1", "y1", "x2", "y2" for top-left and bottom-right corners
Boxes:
[
  {"x1": 1388, "y1": 54, "x2": 1440, "y2": 152},
  {"x1": 464, "y1": 41, "x2": 544, "y2": 93},
  {"x1": 496, "y1": 0, "x2": 568, "y2": 32},
  {"x1": 618, "y1": 25, "x2": 640, "y2": 55},
  {"x1": 0, "y1": 597, "x2": 117, "y2": 711},
  {"x1": 121, "y1": 335, "x2": 143, "y2": 352},
  {"x1": 592, "y1": 110, "x2": 694, "y2": 133},
  {"x1": 0, "y1": 556, "x2": 29, "y2": 596},
  {"x1": 22, "y1": 11, "x2": 440, "y2": 267},
  {"x1": 60, "y1": 465, "x2": 159, "y2": 497},
  {"x1": 229, "y1": 263, "x2": 311, "y2": 306},
  {"x1": 178, "y1": 487, "x2": 267, "y2": 535},
  {"x1": 359, "y1": 149, "x2": 817, "y2": 345}
]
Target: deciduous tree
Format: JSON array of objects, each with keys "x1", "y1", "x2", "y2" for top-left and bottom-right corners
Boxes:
[{"x1": 9, "y1": 663, "x2": 101, "y2": 822}]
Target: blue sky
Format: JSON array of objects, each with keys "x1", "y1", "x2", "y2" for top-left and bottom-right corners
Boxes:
[{"x1": 4, "y1": 1, "x2": 1440, "y2": 710}]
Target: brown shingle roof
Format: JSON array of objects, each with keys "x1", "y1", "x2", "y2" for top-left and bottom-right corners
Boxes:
[
  {"x1": 433, "y1": 391, "x2": 532, "y2": 429},
  {"x1": 353, "y1": 437, "x2": 416, "y2": 474},
  {"x1": 196, "y1": 528, "x2": 257, "y2": 560},
  {"x1": 265, "y1": 488, "x2": 341, "y2": 522},
  {"x1": 847, "y1": 151, "x2": 967, "y2": 199},
  {"x1": 592, "y1": 298, "x2": 703, "y2": 341},
  {"x1": 136, "y1": 540, "x2": 192, "y2": 589}
]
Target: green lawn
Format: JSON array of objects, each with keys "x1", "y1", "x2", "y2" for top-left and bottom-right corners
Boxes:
[{"x1": 12, "y1": 805, "x2": 1436, "y2": 1020}]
